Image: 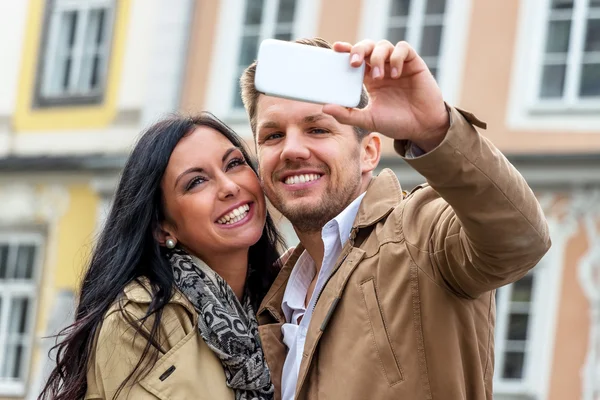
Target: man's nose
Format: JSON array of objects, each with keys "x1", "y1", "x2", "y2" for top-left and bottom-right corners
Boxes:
[{"x1": 280, "y1": 130, "x2": 310, "y2": 162}]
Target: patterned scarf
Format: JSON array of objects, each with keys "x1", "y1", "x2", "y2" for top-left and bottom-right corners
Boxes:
[{"x1": 168, "y1": 248, "x2": 274, "y2": 400}]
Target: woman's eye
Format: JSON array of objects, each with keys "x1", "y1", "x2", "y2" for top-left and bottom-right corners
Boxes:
[
  {"x1": 227, "y1": 157, "x2": 247, "y2": 170},
  {"x1": 186, "y1": 176, "x2": 206, "y2": 190}
]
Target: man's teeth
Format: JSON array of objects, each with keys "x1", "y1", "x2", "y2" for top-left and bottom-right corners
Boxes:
[
  {"x1": 217, "y1": 204, "x2": 250, "y2": 225},
  {"x1": 284, "y1": 174, "x2": 320, "y2": 185}
]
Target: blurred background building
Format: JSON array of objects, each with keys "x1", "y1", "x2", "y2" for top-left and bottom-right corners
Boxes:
[{"x1": 0, "y1": 0, "x2": 598, "y2": 399}]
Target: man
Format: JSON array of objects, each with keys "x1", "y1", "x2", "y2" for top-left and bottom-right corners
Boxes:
[{"x1": 240, "y1": 37, "x2": 551, "y2": 400}]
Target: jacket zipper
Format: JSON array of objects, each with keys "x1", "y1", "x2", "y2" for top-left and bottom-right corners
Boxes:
[
  {"x1": 311, "y1": 228, "x2": 358, "y2": 312},
  {"x1": 311, "y1": 253, "x2": 349, "y2": 312}
]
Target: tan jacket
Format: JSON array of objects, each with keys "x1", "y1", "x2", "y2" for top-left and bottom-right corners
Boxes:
[
  {"x1": 257, "y1": 107, "x2": 551, "y2": 400},
  {"x1": 85, "y1": 280, "x2": 234, "y2": 400}
]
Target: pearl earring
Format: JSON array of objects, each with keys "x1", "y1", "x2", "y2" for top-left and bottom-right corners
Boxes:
[{"x1": 166, "y1": 238, "x2": 176, "y2": 249}]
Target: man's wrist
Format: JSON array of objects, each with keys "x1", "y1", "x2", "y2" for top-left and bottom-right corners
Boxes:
[{"x1": 410, "y1": 104, "x2": 451, "y2": 153}]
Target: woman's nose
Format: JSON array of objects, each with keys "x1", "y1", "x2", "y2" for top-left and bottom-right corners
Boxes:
[{"x1": 217, "y1": 175, "x2": 241, "y2": 200}]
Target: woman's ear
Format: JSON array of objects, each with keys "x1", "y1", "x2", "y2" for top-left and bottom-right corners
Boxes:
[
  {"x1": 360, "y1": 133, "x2": 381, "y2": 174},
  {"x1": 154, "y1": 222, "x2": 176, "y2": 248}
]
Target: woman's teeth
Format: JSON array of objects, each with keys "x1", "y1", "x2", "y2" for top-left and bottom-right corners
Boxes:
[
  {"x1": 217, "y1": 204, "x2": 250, "y2": 225},
  {"x1": 284, "y1": 174, "x2": 320, "y2": 185}
]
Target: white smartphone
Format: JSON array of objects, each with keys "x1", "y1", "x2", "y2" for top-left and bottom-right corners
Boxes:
[{"x1": 254, "y1": 39, "x2": 365, "y2": 108}]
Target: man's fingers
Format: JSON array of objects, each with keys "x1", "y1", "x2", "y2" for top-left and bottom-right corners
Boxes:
[
  {"x1": 389, "y1": 41, "x2": 417, "y2": 79},
  {"x1": 322, "y1": 104, "x2": 371, "y2": 131},
  {"x1": 349, "y1": 39, "x2": 376, "y2": 67},
  {"x1": 369, "y1": 41, "x2": 395, "y2": 80},
  {"x1": 332, "y1": 41, "x2": 353, "y2": 53}
]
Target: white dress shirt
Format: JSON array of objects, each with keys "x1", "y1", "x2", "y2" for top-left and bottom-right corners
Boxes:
[{"x1": 280, "y1": 192, "x2": 366, "y2": 400}]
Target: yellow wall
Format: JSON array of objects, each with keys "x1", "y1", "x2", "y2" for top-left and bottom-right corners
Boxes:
[
  {"x1": 53, "y1": 185, "x2": 99, "y2": 289},
  {"x1": 21, "y1": 184, "x2": 99, "y2": 400},
  {"x1": 33, "y1": 183, "x2": 99, "y2": 335},
  {"x1": 13, "y1": 0, "x2": 131, "y2": 131}
]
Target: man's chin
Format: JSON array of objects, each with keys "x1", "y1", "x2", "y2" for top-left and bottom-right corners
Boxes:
[
  {"x1": 276, "y1": 200, "x2": 339, "y2": 232},
  {"x1": 278, "y1": 196, "x2": 322, "y2": 213}
]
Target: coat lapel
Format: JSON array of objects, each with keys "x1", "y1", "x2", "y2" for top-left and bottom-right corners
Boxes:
[{"x1": 294, "y1": 246, "x2": 366, "y2": 399}]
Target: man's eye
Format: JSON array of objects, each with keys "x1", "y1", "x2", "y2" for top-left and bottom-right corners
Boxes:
[
  {"x1": 227, "y1": 157, "x2": 247, "y2": 170},
  {"x1": 264, "y1": 132, "x2": 284, "y2": 141},
  {"x1": 309, "y1": 128, "x2": 328, "y2": 134},
  {"x1": 186, "y1": 176, "x2": 206, "y2": 190}
]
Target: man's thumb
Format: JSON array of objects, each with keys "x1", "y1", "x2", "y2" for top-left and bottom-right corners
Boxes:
[{"x1": 322, "y1": 104, "x2": 366, "y2": 128}]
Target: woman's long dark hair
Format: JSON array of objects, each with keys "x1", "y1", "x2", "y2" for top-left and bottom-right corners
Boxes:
[{"x1": 39, "y1": 113, "x2": 285, "y2": 400}]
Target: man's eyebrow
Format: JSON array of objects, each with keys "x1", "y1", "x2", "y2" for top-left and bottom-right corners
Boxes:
[
  {"x1": 258, "y1": 120, "x2": 280, "y2": 131},
  {"x1": 302, "y1": 114, "x2": 328, "y2": 124}
]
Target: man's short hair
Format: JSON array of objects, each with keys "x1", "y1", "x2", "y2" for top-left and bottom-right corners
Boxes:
[{"x1": 239, "y1": 37, "x2": 370, "y2": 140}]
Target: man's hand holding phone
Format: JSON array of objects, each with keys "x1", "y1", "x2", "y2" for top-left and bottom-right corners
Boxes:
[{"x1": 323, "y1": 40, "x2": 450, "y2": 153}]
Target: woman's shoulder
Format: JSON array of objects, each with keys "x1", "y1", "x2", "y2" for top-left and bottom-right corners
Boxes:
[
  {"x1": 98, "y1": 278, "x2": 197, "y2": 344},
  {"x1": 87, "y1": 280, "x2": 229, "y2": 399},
  {"x1": 114, "y1": 278, "x2": 196, "y2": 316}
]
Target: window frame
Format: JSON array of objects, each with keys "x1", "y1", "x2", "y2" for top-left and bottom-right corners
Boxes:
[
  {"x1": 493, "y1": 219, "x2": 565, "y2": 399},
  {"x1": 34, "y1": 0, "x2": 116, "y2": 107},
  {"x1": 532, "y1": 0, "x2": 600, "y2": 110},
  {"x1": 205, "y1": 0, "x2": 321, "y2": 126},
  {"x1": 359, "y1": 0, "x2": 472, "y2": 105},
  {"x1": 508, "y1": 0, "x2": 600, "y2": 130},
  {"x1": 0, "y1": 232, "x2": 44, "y2": 397},
  {"x1": 493, "y1": 268, "x2": 541, "y2": 396}
]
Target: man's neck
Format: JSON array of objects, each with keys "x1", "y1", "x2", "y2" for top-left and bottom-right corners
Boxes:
[
  {"x1": 295, "y1": 229, "x2": 325, "y2": 272},
  {"x1": 294, "y1": 179, "x2": 372, "y2": 273}
]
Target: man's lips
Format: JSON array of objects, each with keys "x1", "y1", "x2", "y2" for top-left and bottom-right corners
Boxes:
[
  {"x1": 282, "y1": 173, "x2": 322, "y2": 185},
  {"x1": 277, "y1": 169, "x2": 324, "y2": 184}
]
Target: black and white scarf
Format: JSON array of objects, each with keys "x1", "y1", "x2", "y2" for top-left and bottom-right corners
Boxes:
[{"x1": 169, "y1": 248, "x2": 274, "y2": 400}]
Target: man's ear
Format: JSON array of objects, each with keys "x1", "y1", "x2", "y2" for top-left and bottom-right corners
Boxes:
[{"x1": 360, "y1": 133, "x2": 381, "y2": 174}]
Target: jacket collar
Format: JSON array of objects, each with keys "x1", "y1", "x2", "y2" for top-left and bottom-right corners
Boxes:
[
  {"x1": 257, "y1": 168, "x2": 405, "y2": 323},
  {"x1": 123, "y1": 277, "x2": 197, "y2": 317},
  {"x1": 258, "y1": 243, "x2": 306, "y2": 324},
  {"x1": 354, "y1": 168, "x2": 404, "y2": 228}
]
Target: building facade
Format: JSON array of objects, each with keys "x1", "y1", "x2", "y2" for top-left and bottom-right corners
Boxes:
[
  {"x1": 0, "y1": 0, "x2": 193, "y2": 398},
  {"x1": 0, "y1": 1, "x2": 599, "y2": 399}
]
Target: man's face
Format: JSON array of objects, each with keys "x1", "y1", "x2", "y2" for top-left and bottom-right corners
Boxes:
[{"x1": 255, "y1": 95, "x2": 365, "y2": 232}]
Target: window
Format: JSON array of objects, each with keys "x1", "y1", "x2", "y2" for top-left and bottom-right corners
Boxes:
[
  {"x1": 36, "y1": 0, "x2": 116, "y2": 106},
  {"x1": 96, "y1": 194, "x2": 113, "y2": 233},
  {"x1": 493, "y1": 254, "x2": 559, "y2": 399},
  {"x1": 536, "y1": 0, "x2": 600, "y2": 106},
  {"x1": 495, "y1": 273, "x2": 536, "y2": 386},
  {"x1": 384, "y1": 0, "x2": 448, "y2": 80},
  {"x1": 359, "y1": 0, "x2": 470, "y2": 104},
  {"x1": 232, "y1": 0, "x2": 300, "y2": 110},
  {"x1": 206, "y1": 0, "x2": 319, "y2": 125},
  {"x1": 0, "y1": 234, "x2": 43, "y2": 396},
  {"x1": 508, "y1": 0, "x2": 600, "y2": 129}
]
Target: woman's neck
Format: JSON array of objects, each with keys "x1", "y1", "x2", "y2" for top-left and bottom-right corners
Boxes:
[{"x1": 202, "y1": 251, "x2": 249, "y2": 301}]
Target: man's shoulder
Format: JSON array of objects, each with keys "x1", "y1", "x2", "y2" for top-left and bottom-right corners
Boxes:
[{"x1": 374, "y1": 181, "x2": 445, "y2": 233}]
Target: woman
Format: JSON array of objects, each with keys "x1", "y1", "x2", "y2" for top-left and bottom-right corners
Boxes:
[{"x1": 39, "y1": 113, "x2": 285, "y2": 399}]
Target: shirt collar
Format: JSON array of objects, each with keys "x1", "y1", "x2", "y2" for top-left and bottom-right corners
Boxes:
[
  {"x1": 280, "y1": 192, "x2": 366, "y2": 320},
  {"x1": 281, "y1": 251, "x2": 315, "y2": 322},
  {"x1": 333, "y1": 192, "x2": 366, "y2": 246}
]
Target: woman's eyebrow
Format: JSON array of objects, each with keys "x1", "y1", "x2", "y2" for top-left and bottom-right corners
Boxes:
[
  {"x1": 174, "y1": 147, "x2": 241, "y2": 189},
  {"x1": 222, "y1": 147, "x2": 238, "y2": 162},
  {"x1": 174, "y1": 167, "x2": 204, "y2": 189}
]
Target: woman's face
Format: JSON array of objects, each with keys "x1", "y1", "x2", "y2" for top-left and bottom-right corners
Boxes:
[{"x1": 160, "y1": 126, "x2": 266, "y2": 260}]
